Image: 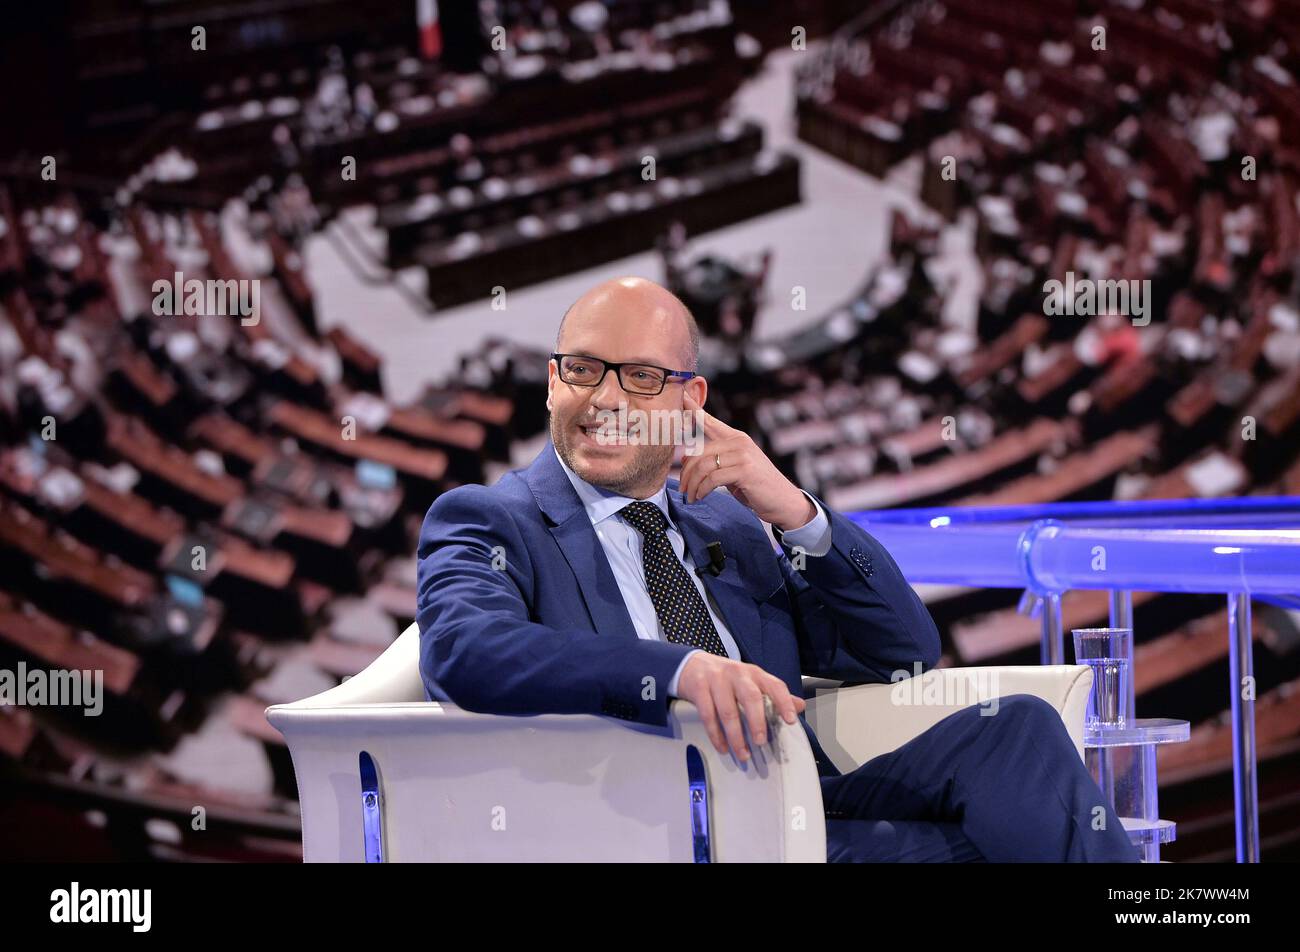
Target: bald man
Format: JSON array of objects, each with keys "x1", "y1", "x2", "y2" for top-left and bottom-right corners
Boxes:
[{"x1": 416, "y1": 276, "x2": 1140, "y2": 862}]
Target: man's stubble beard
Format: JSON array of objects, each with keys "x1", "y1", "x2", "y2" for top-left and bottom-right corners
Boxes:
[{"x1": 549, "y1": 410, "x2": 675, "y2": 498}]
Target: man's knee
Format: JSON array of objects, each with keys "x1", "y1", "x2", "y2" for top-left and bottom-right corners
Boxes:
[
  {"x1": 995, "y1": 693, "x2": 1066, "y2": 732},
  {"x1": 976, "y1": 694, "x2": 1080, "y2": 768},
  {"x1": 945, "y1": 693, "x2": 1070, "y2": 749}
]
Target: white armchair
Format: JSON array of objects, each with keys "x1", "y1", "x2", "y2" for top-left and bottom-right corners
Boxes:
[{"x1": 266, "y1": 623, "x2": 1095, "y2": 862}]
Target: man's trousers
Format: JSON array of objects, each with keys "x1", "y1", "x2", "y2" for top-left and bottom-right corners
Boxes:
[{"x1": 819, "y1": 693, "x2": 1142, "y2": 862}]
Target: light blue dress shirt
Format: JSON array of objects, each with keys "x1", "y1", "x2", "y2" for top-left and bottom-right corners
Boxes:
[{"x1": 554, "y1": 446, "x2": 832, "y2": 696}]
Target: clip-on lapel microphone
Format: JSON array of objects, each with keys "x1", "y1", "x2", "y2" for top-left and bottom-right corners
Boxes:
[{"x1": 695, "y1": 540, "x2": 727, "y2": 578}]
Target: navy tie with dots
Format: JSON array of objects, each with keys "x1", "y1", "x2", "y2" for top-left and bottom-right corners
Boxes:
[{"x1": 619, "y1": 501, "x2": 729, "y2": 657}]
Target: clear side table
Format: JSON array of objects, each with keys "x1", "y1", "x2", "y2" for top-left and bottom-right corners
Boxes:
[{"x1": 1085, "y1": 718, "x2": 1190, "y2": 862}]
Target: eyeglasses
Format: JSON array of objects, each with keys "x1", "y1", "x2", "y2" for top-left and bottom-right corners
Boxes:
[{"x1": 551, "y1": 353, "x2": 696, "y2": 396}]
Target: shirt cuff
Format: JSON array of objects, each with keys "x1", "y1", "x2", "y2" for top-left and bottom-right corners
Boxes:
[
  {"x1": 667, "y1": 649, "x2": 701, "y2": 697},
  {"x1": 774, "y1": 491, "x2": 832, "y2": 557}
]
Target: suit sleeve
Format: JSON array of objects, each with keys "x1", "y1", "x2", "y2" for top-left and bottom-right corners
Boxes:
[
  {"x1": 773, "y1": 493, "x2": 941, "y2": 683},
  {"x1": 416, "y1": 485, "x2": 695, "y2": 726}
]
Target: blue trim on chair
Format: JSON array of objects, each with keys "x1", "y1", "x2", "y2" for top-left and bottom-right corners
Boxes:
[
  {"x1": 686, "y1": 746, "x2": 711, "y2": 863},
  {"x1": 359, "y1": 751, "x2": 384, "y2": 863}
]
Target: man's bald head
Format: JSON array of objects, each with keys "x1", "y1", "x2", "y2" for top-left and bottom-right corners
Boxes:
[
  {"x1": 547, "y1": 276, "x2": 709, "y2": 498},
  {"x1": 555, "y1": 276, "x2": 700, "y2": 371}
]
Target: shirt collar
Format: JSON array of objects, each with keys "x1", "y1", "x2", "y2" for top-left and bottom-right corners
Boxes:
[{"x1": 553, "y1": 444, "x2": 673, "y2": 530}]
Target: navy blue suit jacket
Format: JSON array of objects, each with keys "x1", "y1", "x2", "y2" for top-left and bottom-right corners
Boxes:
[{"x1": 416, "y1": 441, "x2": 941, "y2": 777}]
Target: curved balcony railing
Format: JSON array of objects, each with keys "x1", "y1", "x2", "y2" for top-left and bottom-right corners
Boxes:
[{"x1": 848, "y1": 495, "x2": 1300, "y2": 863}]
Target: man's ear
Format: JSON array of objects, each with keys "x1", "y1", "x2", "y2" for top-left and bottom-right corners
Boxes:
[
  {"x1": 686, "y1": 374, "x2": 707, "y2": 408},
  {"x1": 546, "y1": 361, "x2": 556, "y2": 412},
  {"x1": 681, "y1": 375, "x2": 709, "y2": 457}
]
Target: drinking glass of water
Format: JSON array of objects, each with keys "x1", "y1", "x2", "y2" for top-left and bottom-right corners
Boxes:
[{"x1": 1072, "y1": 628, "x2": 1133, "y2": 730}]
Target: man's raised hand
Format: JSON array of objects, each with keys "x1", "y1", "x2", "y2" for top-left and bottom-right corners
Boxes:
[{"x1": 679, "y1": 391, "x2": 816, "y2": 531}]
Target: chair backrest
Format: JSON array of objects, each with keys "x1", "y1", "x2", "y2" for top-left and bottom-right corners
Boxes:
[{"x1": 802, "y1": 664, "x2": 1095, "y2": 772}]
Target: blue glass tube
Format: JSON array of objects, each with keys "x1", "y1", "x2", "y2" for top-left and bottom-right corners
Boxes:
[
  {"x1": 847, "y1": 520, "x2": 1300, "y2": 595},
  {"x1": 851, "y1": 495, "x2": 1300, "y2": 527}
]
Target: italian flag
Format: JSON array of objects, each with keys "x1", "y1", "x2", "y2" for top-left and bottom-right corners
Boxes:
[{"x1": 418, "y1": 0, "x2": 442, "y2": 59}]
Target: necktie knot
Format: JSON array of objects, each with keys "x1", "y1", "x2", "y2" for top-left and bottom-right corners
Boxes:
[{"x1": 620, "y1": 500, "x2": 668, "y2": 537}]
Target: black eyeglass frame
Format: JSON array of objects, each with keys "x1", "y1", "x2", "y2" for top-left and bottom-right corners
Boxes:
[{"x1": 550, "y1": 352, "x2": 697, "y2": 396}]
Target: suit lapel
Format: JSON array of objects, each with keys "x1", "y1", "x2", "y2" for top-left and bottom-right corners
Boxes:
[
  {"x1": 547, "y1": 510, "x2": 641, "y2": 641},
  {"x1": 523, "y1": 443, "x2": 639, "y2": 641}
]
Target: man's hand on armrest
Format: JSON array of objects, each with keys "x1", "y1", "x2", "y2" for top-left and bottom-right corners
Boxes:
[{"x1": 673, "y1": 652, "x2": 805, "y2": 763}]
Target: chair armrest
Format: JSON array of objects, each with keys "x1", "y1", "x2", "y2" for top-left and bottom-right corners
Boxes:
[
  {"x1": 802, "y1": 665, "x2": 1095, "y2": 774},
  {"x1": 266, "y1": 695, "x2": 826, "y2": 862}
]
